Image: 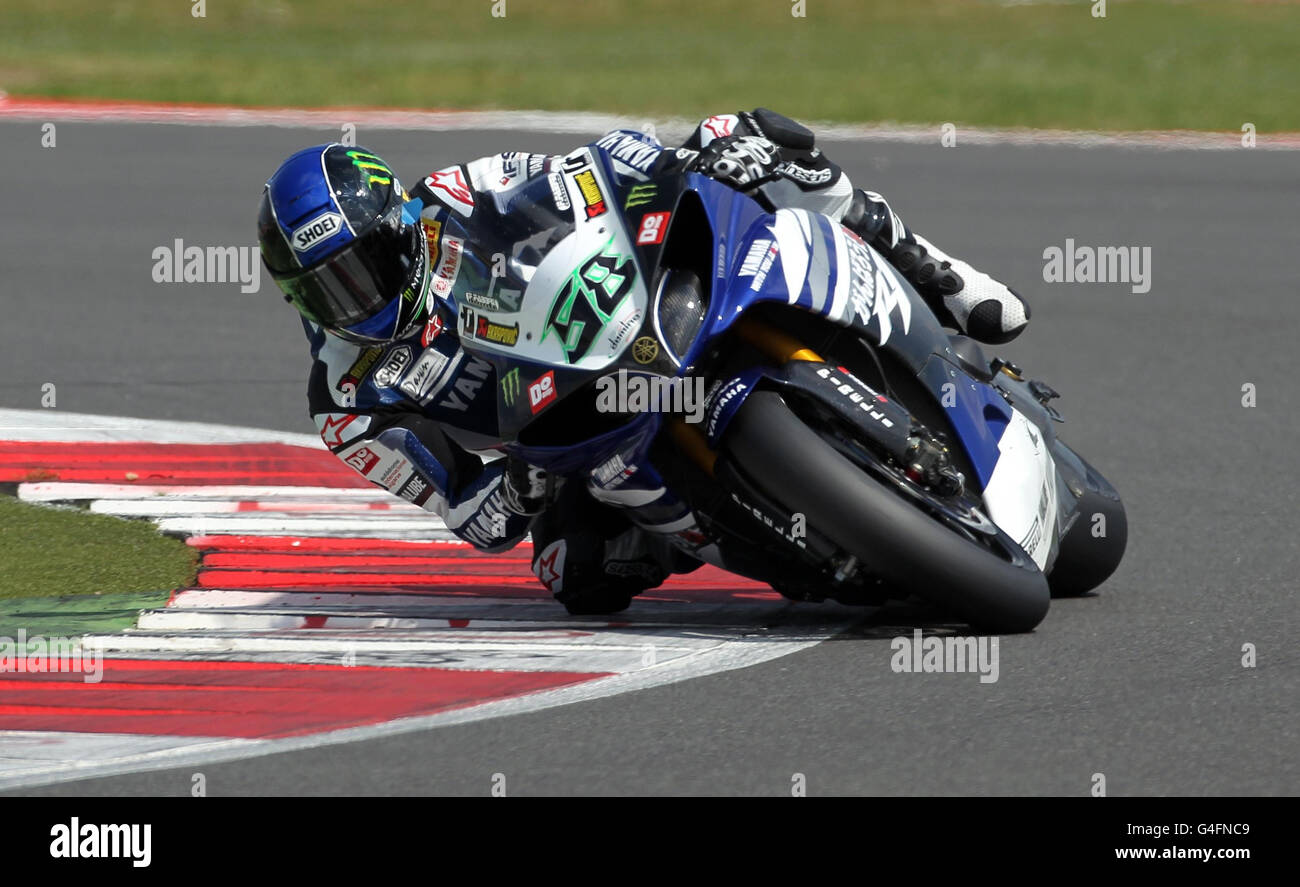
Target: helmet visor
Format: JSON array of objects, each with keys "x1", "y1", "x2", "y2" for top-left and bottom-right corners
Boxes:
[{"x1": 273, "y1": 200, "x2": 423, "y2": 333}]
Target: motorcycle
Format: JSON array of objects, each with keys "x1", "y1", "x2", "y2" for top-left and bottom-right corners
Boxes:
[{"x1": 451, "y1": 142, "x2": 1127, "y2": 633}]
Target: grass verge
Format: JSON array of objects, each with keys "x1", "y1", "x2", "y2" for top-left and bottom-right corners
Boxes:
[
  {"x1": 0, "y1": 495, "x2": 197, "y2": 601},
  {"x1": 1, "y1": 0, "x2": 1297, "y2": 131}
]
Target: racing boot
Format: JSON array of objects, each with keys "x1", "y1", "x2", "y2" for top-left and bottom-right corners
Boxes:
[{"x1": 843, "y1": 189, "x2": 1030, "y2": 345}]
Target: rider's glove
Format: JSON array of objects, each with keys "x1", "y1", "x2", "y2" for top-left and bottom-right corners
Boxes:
[
  {"x1": 500, "y1": 456, "x2": 550, "y2": 516},
  {"x1": 689, "y1": 135, "x2": 782, "y2": 191}
]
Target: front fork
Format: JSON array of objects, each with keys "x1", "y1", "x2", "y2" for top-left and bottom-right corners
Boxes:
[{"x1": 669, "y1": 316, "x2": 826, "y2": 475}]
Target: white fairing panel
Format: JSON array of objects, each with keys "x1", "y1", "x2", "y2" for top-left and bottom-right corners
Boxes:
[
  {"x1": 981, "y1": 410, "x2": 1058, "y2": 570},
  {"x1": 459, "y1": 154, "x2": 647, "y2": 371}
]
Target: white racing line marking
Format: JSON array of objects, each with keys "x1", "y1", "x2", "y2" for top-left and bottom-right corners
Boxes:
[
  {"x1": 0, "y1": 632, "x2": 827, "y2": 791},
  {"x1": 1, "y1": 97, "x2": 1297, "y2": 151},
  {"x1": 0, "y1": 409, "x2": 855, "y2": 790}
]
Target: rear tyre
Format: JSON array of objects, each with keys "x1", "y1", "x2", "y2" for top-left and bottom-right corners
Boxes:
[
  {"x1": 723, "y1": 391, "x2": 1051, "y2": 633},
  {"x1": 1048, "y1": 452, "x2": 1127, "y2": 597}
]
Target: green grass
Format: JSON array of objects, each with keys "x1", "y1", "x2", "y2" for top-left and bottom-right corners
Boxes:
[
  {"x1": 2, "y1": 0, "x2": 1297, "y2": 130},
  {"x1": 0, "y1": 496, "x2": 197, "y2": 600}
]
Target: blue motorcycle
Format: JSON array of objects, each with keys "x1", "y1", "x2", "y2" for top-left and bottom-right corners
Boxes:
[{"x1": 453, "y1": 143, "x2": 1127, "y2": 633}]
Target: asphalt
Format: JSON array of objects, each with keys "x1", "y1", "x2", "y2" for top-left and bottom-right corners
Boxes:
[{"x1": 1, "y1": 120, "x2": 1296, "y2": 795}]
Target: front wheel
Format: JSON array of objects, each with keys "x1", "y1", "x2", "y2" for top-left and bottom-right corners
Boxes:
[{"x1": 722, "y1": 391, "x2": 1051, "y2": 633}]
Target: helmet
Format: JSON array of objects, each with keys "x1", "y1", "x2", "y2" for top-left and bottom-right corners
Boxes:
[{"x1": 257, "y1": 144, "x2": 431, "y2": 344}]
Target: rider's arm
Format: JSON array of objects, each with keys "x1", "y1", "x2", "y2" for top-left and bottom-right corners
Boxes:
[
  {"x1": 408, "y1": 151, "x2": 565, "y2": 241},
  {"x1": 679, "y1": 109, "x2": 1029, "y2": 343},
  {"x1": 303, "y1": 324, "x2": 536, "y2": 552}
]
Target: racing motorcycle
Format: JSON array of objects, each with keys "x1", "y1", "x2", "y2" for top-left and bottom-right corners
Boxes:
[{"x1": 454, "y1": 142, "x2": 1127, "y2": 633}]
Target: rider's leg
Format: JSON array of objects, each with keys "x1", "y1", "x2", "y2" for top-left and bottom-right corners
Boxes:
[
  {"x1": 529, "y1": 480, "x2": 673, "y2": 616},
  {"x1": 842, "y1": 189, "x2": 1031, "y2": 345}
]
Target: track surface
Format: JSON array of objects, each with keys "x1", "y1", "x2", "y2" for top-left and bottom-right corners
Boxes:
[{"x1": 1, "y1": 120, "x2": 1296, "y2": 795}]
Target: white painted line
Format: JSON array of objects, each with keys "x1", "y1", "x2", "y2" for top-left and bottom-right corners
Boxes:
[
  {"x1": 0, "y1": 408, "x2": 322, "y2": 446},
  {"x1": 2, "y1": 99, "x2": 1294, "y2": 150},
  {"x1": 89, "y1": 499, "x2": 426, "y2": 516},
  {"x1": 168, "y1": 590, "x2": 527, "y2": 611},
  {"x1": 154, "y1": 517, "x2": 457, "y2": 537},
  {"x1": 0, "y1": 731, "x2": 257, "y2": 785},
  {"x1": 18, "y1": 483, "x2": 397, "y2": 502}
]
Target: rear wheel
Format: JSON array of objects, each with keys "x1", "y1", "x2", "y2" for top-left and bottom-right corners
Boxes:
[
  {"x1": 1048, "y1": 449, "x2": 1127, "y2": 597},
  {"x1": 722, "y1": 391, "x2": 1051, "y2": 633}
]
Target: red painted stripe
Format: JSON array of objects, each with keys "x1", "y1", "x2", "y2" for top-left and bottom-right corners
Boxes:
[
  {"x1": 0, "y1": 659, "x2": 609, "y2": 738},
  {"x1": 187, "y1": 535, "x2": 480, "y2": 552},
  {"x1": 196, "y1": 570, "x2": 544, "y2": 589},
  {"x1": 202, "y1": 552, "x2": 531, "y2": 569},
  {"x1": 0, "y1": 442, "x2": 366, "y2": 487}
]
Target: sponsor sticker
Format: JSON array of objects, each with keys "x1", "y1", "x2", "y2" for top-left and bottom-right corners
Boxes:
[
  {"x1": 625, "y1": 183, "x2": 657, "y2": 209},
  {"x1": 292, "y1": 212, "x2": 343, "y2": 252},
  {"x1": 431, "y1": 236, "x2": 464, "y2": 298},
  {"x1": 701, "y1": 114, "x2": 737, "y2": 142},
  {"x1": 424, "y1": 166, "x2": 475, "y2": 216},
  {"x1": 420, "y1": 312, "x2": 445, "y2": 347},
  {"x1": 594, "y1": 133, "x2": 661, "y2": 175},
  {"x1": 399, "y1": 349, "x2": 452, "y2": 400},
  {"x1": 343, "y1": 446, "x2": 381, "y2": 474},
  {"x1": 632, "y1": 336, "x2": 659, "y2": 365},
  {"x1": 460, "y1": 307, "x2": 519, "y2": 347},
  {"x1": 593, "y1": 453, "x2": 637, "y2": 488},
  {"x1": 528, "y1": 370, "x2": 557, "y2": 414},
  {"x1": 501, "y1": 367, "x2": 522, "y2": 406},
  {"x1": 548, "y1": 172, "x2": 571, "y2": 212},
  {"x1": 477, "y1": 316, "x2": 519, "y2": 346},
  {"x1": 397, "y1": 473, "x2": 431, "y2": 504},
  {"x1": 738, "y1": 238, "x2": 779, "y2": 290},
  {"x1": 573, "y1": 169, "x2": 607, "y2": 219},
  {"x1": 778, "y1": 162, "x2": 833, "y2": 186},
  {"x1": 337, "y1": 346, "x2": 383, "y2": 395},
  {"x1": 636, "y1": 211, "x2": 670, "y2": 245},
  {"x1": 317, "y1": 412, "x2": 369, "y2": 448},
  {"x1": 422, "y1": 219, "x2": 442, "y2": 267},
  {"x1": 372, "y1": 345, "x2": 413, "y2": 388}
]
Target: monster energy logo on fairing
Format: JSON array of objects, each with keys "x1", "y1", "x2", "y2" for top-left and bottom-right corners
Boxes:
[
  {"x1": 347, "y1": 150, "x2": 392, "y2": 187},
  {"x1": 501, "y1": 367, "x2": 521, "y2": 405},
  {"x1": 624, "y1": 184, "x2": 657, "y2": 209}
]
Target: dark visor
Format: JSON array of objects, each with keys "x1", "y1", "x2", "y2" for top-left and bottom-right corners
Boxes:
[{"x1": 273, "y1": 201, "x2": 421, "y2": 331}]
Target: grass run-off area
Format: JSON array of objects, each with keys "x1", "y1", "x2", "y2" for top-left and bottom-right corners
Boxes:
[
  {"x1": 1, "y1": 0, "x2": 1296, "y2": 131},
  {"x1": 0, "y1": 496, "x2": 196, "y2": 601}
]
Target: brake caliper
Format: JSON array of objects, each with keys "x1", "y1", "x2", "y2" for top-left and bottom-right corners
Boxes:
[{"x1": 903, "y1": 431, "x2": 965, "y2": 497}]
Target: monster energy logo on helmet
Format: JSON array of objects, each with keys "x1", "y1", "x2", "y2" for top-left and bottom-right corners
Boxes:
[{"x1": 347, "y1": 150, "x2": 393, "y2": 188}]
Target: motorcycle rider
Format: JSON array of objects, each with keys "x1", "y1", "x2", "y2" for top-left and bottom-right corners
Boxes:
[{"x1": 256, "y1": 108, "x2": 1031, "y2": 614}]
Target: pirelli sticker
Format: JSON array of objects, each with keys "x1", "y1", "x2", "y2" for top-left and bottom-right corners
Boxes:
[
  {"x1": 423, "y1": 218, "x2": 442, "y2": 267},
  {"x1": 573, "y1": 169, "x2": 607, "y2": 219}
]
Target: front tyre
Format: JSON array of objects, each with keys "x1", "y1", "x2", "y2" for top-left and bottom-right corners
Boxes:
[{"x1": 722, "y1": 391, "x2": 1051, "y2": 633}]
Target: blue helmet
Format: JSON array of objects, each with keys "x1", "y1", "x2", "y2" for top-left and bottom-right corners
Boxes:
[{"x1": 257, "y1": 144, "x2": 431, "y2": 344}]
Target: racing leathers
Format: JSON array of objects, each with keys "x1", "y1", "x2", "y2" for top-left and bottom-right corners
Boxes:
[{"x1": 304, "y1": 108, "x2": 1030, "y2": 613}]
